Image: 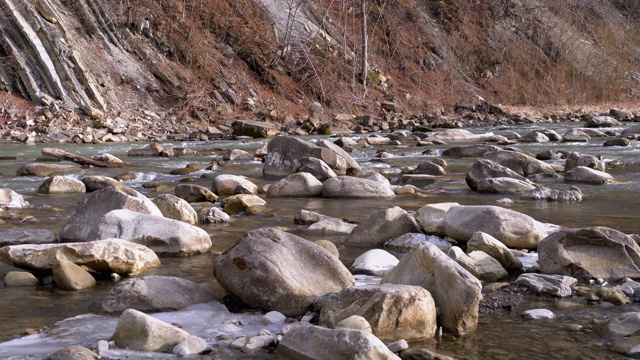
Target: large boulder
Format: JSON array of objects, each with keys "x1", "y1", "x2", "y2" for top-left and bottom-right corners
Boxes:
[
  {"x1": 466, "y1": 232, "x2": 522, "y2": 272},
  {"x1": 211, "y1": 174, "x2": 258, "y2": 196},
  {"x1": 319, "y1": 284, "x2": 437, "y2": 342},
  {"x1": 447, "y1": 247, "x2": 507, "y2": 282},
  {"x1": 414, "y1": 202, "x2": 459, "y2": 236},
  {"x1": 276, "y1": 325, "x2": 400, "y2": 360},
  {"x1": 152, "y1": 194, "x2": 198, "y2": 224},
  {"x1": 621, "y1": 124, "x2": 640, "y2": 138},
  {"x1": 52, "y1": 260, "x2": 96, "y2": 290},
  {"x1": 315, "y1": 139, "x2": 362, "y2": 175},
  {"x1": 0, "y1": 228, "x2": 57, "y2": 246},
  {"x1": 0, "y1": 239, "x2": 160, "y2": 275},
  {"x1": 351, "y1": 249, "x2": 399, "y2": 276},
  {"x1": 127, "y1": 143, "x2": 163, "y2": 156},
  {"x1": 174, "y1": 184, "x2": 218, "y2": 203},
  {"x1": 60, "y1": 186, "x2": 162, "y2": 242},
  {"x1": 564, "y1": 166, "x2": 614, "y2": 185},
  {"x1": 476, "y1": 177, "x2": 536, "y2": 194},
  {"x1": 482, "y1": 150, "x2": 557, "y2": 176},
  {"x1": 220, "y1": 194, "x2": 266, "y2": 215},
  {"x1": 604, "y1": 312, "x2": 640, "y2": 357},
  {"x1": 296, "y1": 157, "x2": 338, "y2": 180},
  {"x1": 37, "y1": 176, "x2": 86, "y2": 194},
  {"x1": 0, "y1": 188, "x2": 29, "y2": 208},
  {"x1": 538, "y1": 227, "x2": 640, "y2": 281},
  {"x1": 102, "y1": 276, "x2": 216, "y2": 312},
  {"x1": 584, "y1": 115, "x2": 620, "y2": 127},
  {"x1": 442, "y1": 144, "x2": 501, "y2": 158},
  {"x1": 520, "y1": 186, "x2": 583, "y2": 201},
  {"x1": 80, "y1": 175, "x2": 122, "y2": 192},
  {"x1": 214, "y1": 227, "x2": 355, "y2": 316},
  {"x1": 348, "y1": 206, "x2": 421, "y2": 247},
  {"x1": 443, "y1": 205, "x2": 552, "y2": 249},
  {"x1": 96, "y1": 209, "x2": 212, "y2": 255},
  {"x1": 465, "y1": 159, "x2": 531, "y2": 191},
  {"x1": 322, "y1": 176, "x2": 395, "y2": 198},
  {"x1": 231, "y1": 118, "x2": 279, "y2": 138},
  {"x1": 564, "y1": 152, "x2": 605, "y2": 172},
  {"x1": 16, "y1": 163, "x2": 80, "y2": 176},
  {"x1": 382, "y1": 242, "x2": 482, "y2": 336},
  {"x1": 266, "y1": 172, "x2": 323, "y2": 197},
  {"x1": 263, "y1": 136, "x2": 349, "y2": 178},
  {"x1": 111, "y1": 309, "x2": 191, "y2": 352},
  {"x1": 413, "y1": 161, "x2": 446, "y2": 176}
]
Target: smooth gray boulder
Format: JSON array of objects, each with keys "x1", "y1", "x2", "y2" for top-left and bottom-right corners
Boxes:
[
  {"x1": 296, "y1": 157, "x2": 337, "y2": 180},
  {"x1": 519, "y1": 131, "x2": 550, "y2": 143},
  {"x1": 444, "y1": 205, "x2": 552, "y2": 249},
  {"x1": 520, "y1": 186, "x2": 583, "y2": 201},
  {"x1": 315, "y1": 139, "x2": 362, "y2": 175},
  {"x1": 111, "y1": 309, "x2": 191, "y2": 352},
  {"x1": 231, "y1": 119, "x2": 279, "y2": 138},
  {"x1": 199, "y1": 206, "x2": 231, "y2": 224},
  {"x1": 0, "y1": 188, "x2": 29, "y2": 209},
  {"x1": 622, "y1": 124, "x2": 640, "y2": 139},
  {"x1": 96, "y1": 209, "x2": 212, "y2": 255},
  {"x1": 16, "y1": 163, "x2": 80, "y2": 176},
  {"x1": 211, "y1": 174, "x2": 258, "y2": 195},
  {"x1": 214, "y1": 227, "x2": 355, "y2": 316},
  {"x1": 564, "y1": 166, "x2": 614, "y2": 185},
  {"x1": 585, "y1": 115, "x2": 620, "y2": 127},
  {"x1": 220, "y1": 194, "x2": 266, "y2": 215},
  {"x1": 483, "y1": 150, "x2": 557, "y2": 177},
  {"x1": 308, "y1": 218, "x2": 357, "y2": 236},
  {"x1": 61, "y1": 186, "x2": 162, "y2": 242},
  {"x1": 152, "y1": 194, "x2": 198, "y2": 224},
  {"x1": 37, "y1": 176, "x2": 86, "y2": 194},
  {"x1": 52, "y1": 260, "x2": 96, "y2": 290},
  {"x1": 0, "y1": 228, "x2": 57, "y2": 246},
  {"x1": 447, "y1": 247, "x2": 507, "y2": 282},
  {"x1": 0, "y1": 239, "x2": 160, "y2": 275},
  {"x1": 564, "y1": 151, "x2": 605, "y2": 172},
  {"x1": 434, "y1": 129, "x2": 480, "y2": 140},
  {"x1": 476, "y1": 177, "x2": 536, "y2": 194},
  {"x1": 348, "y1": 206, "x2": 421, "y2": 247},
  {"x1": 322, "y1": 176, "x2": 395, "y2": 198},
  {"x1": 266, "y1": 172, "x2": 323, "y2": 197},
  {"x1": 515, "y1": 273, "x2": 577, "y2": 297},
  {"x1": 538, "y1": 227, "x2": 640, "y2": 281},
  {"x1": 294, "y1": 209, "x2": 334, "y2": 225},
  {"x1": 102, "y1": 276, "x2": 216, "y2": 312},
  {"x1": 319, "y1": 284, "x2": 437, "y2": 342},
  {"x1": 382, "y1": 242, "x2": 483, "y2": 336},
  {"x1": 413, "y1": 161, "x2": 446, "y2": 176},
  {"x1": 351, "y1": 249, "x2": 399, "y2": 276},
  {"x1": 605, "y1": 312, "x2": 640, "y2": 357},
  {"x1": 466, "y1": 159, "x2": 531, "y2": 191},
  {"x1": 415, "y1": 202, "x2": 460, "y2": 236},
  {"x1": 127, "y1": 143, "x2": 163, "y2": 156},
  {"x1": 4, "y1": 271, "x2": 38, "y2": 287},
  {"x1": 276, "y1": 325, "x2": 400, "y2": 360},
  {"x1": 467, "y1": 232, "x2": 522, "y2": 272},
  {"x1": 263, "y1": 136, "x2": 350, "y2": 178},
  {"x1": 442, "y1": 144, "x2": 501, "y2": 158}
]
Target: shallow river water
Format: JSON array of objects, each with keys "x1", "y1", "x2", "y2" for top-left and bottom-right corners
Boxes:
[{"x1": 0, "y1": 123, "x2": 639, "y2": 359}]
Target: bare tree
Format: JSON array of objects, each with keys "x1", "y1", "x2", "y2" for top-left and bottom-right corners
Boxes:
[{"x1": 361, "y1": 0, "x2": 368, "y2": 90}]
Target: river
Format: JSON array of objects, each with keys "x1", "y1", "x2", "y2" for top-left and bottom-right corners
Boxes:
[{"x1": 0, "y1": 122, "x2": 638, "y2": 359}]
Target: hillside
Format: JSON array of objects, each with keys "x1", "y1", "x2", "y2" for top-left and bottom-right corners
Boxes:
[{"x1": 0, "y1": 0, "x2": 639, "y2": 136}]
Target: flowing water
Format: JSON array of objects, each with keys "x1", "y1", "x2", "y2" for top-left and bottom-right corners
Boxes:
[{"x1": 0, "y1": 123, "x2": 639, "y2": 358}]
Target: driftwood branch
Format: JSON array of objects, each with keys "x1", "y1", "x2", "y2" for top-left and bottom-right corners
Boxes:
[{"x1": 41, "y1": 148, "x2": 132, "y2": 168}]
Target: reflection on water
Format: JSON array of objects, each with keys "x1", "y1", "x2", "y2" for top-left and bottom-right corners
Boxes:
[{"x1": 0, "y1": 125, "x2": 639, "y2": 358}]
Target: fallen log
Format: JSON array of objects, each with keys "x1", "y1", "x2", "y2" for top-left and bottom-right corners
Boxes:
[{"x1": 41, "y1": 148, "x2": 132, "y2": 168}]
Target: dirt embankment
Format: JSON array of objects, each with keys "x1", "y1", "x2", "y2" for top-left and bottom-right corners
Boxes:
[{"x1": 0, "y1": 0, "x2": 639, "y2": 143}]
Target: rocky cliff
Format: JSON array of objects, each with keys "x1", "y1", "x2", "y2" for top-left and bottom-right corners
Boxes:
[{"x1": 0, "y1": 0, "x2": 638, "y2": 133}]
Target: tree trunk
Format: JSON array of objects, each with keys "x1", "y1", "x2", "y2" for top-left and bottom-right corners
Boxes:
[
  {"x1": 361, "y1": 0, "x2": 368, "y2": 89},
  {"x1": 41, "y1": 148, "x2": 132, "y2": 168}
]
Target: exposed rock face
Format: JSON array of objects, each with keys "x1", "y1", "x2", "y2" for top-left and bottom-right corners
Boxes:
[
  {"x1": 0, "y1": 188, "x2": 29, "y2": 208},
  {"x1": 0, "y1": 239, "x2": 160, "y2": 275},
  {"x1": 102, "y1": 276, "x2": 216, "y2": 312},
  {"x1": 111, "y1": 309, "x2": 191, "y2": 352},
  {"x1": 60, "y1": 186, "x2": 162, "y2": 242},
  {"x1": 348, "y1": 206, "x2": 421, "y2": 247},
  {"x1": 538, "y1": 227, "x2": 640, "y2": 281},
  {"x1": 466, "y1": 159, "x2": 531, "y2": 191},
  {"x1": 263, "y1": 136, "x2": 352, "y2": 178},
  {"x1": 276, "y1": 325, "x2": 400, "y2": 360},
  {"x1": 382, "y1": 243, "x2": 483, "y2": 336},
  {"x1": 319, "y1": 284, "x2": 437, "y2": 342},
  {"x1": 443, "y1": 205, "x2": 552, "y2": 249},
  {"x1": 96, "y1": 209, "x2": 212, "y2": 255},
  {"x1": 214, "y1": 227, "x2": 355, "y2": 317},
  {"x1": 322, "y1": 176, "x2": 395, "y2": 198},
  {"x1": 37, "y1": 176, "x2": 86, "y2": 194}
]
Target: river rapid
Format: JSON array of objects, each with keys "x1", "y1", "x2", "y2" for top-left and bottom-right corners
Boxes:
[{"x1": 0, "y1": 122, "x2": 639, "y2": 359}]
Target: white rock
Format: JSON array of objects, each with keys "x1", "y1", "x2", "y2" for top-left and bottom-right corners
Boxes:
[
  {"x1": 262, "y1": 311, "x2": 286, "y2": 324},
  {"x1": 173, "y1": 335, "x2": 208, "y2": 355},
  {"x1": 352, "y1": 249, "x2": 399, "y2": 276},
  {"x1": 523, "y1": 309, "x2": 555, "y2": 320},
  {"x1": 386, "y1": 339, "x2": 409, "y2": 353}
]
